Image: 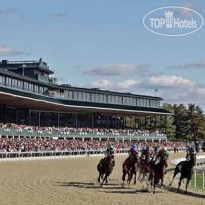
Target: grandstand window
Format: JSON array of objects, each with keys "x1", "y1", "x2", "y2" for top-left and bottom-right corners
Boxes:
[
  {"x1": 77, "y1": 91, "x2": 82, "y2": 101},
  {"x1": 115, "y1": 96, "x2": 118, "y2": 104},
  {"x1": 17, "y1": 80, "x2": 21, "y2": 89},
  {"x1": 12, "y1": 79, "x2": 16, "y2": 88},
  {"x1": 68, "y1": 91, "x2": 73, "y2": 100},
  {"x1": 127, "y1": 97, "x2": 130, "y2": 105},
  {"x1": 118, "y1": 96, "x2": 122, "y2": 104},
  {"x1": 24, "y1": 82, "x2": 28, "y2": 90},
  {"x1": 146, "y1": 99, "x2": 149, "y2": 107},
  {"x1": 129, "y1": 97, "x2": 132, "y2": 105},
  {"x1": 82, "y1": 92, "x2": 86, "y2": 101},
  {"x1": 5, "y1": 77, "x2": 10, "y2": 86},
  {"x1": 1, "y1": 75, "x2": 5, "y2": 85},
  {"x1": 91, "y1": 93, "x2": 95, "y2": 102},
  {"x1": 96, "y1": 93, "x2": 100, "y2": 102},
  {"x1": 28, "y1": 83, "x2": 33, "y2": 92},
  {"x1": 39, "y1": 86, "x2": 44, "y2": 94},
  {"x1": 131, "y1": 97, "x2": 136, "y2": 106},
  {"x1": 111, "y1": 95, "x2": 115, "y2": 104},
  {"x1": 104, "y1": 94, "x2": 108, "y2": 103},
  {"x1": 123, "y1": 97, "x2": 126, "y2": 105},
  {"x1": 108, "y1": 95, "x2": 112, "y2": 103},
  {"x1": 0, "y1": 75, "x2": 3, "y2": 85},
  {"x1": 141, "y1": 99, "x2": 144, "y2": 106},
  {"x1": 100, "y1": 94, "x2": 103, "y2": 103},
  {"x1": 86, "y1": 92, "x2": 91, "y2": 101},
  {"x1": 74, "y1": 91, "x2": 78, "y2": 100},
  {"x1": 142, "y1": 99, "x2": 146, "y2": 106},
  {"x1": 34, "y1": 85, "x2": 38, "y2": 92}
]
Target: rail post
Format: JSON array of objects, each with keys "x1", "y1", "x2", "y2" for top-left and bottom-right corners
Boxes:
[{"x1": 194, "y1": 171, "x2": 197, "y2": 189}]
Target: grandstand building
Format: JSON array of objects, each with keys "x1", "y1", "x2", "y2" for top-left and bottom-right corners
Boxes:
[{"x1": 0, "y1": 59, "x2": 170, "y2": 141}]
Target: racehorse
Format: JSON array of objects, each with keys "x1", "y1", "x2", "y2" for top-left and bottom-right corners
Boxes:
[
  {"x1": 138, "y1": 151, "x2": 152, "y2": 183},
  {"x1": 122, "y1": 151, "x2": 139, "y2": 188},
  {"x1": 169, "y1": 153, "x2": 196, "y2": 194},
  {"x1": 149, "y1": 155, "x2": 168, "y2": 194},
  {"x1": 97, "y1": 155, "x2": 114, "y2": 186}
]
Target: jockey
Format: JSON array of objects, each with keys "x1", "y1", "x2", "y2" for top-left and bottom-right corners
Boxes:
[
  {"x1": 186, "y1": 146, "x2": 195, "y2": 162},
  {"x1": 157, "y1": 146, "x2": 169, "y2": 160},
  {"x1": 129, "y1": 143, "x2": 138, "y2": 157},
  {"x1": 105, "y1": 144, "x2": 115, "y2": 169},
  {"x1": 105, "y1": 144, "x2": 115, "y2": 157},
  {"x1": 140, "y1": 145, "x2": 150, "y2": 163}
]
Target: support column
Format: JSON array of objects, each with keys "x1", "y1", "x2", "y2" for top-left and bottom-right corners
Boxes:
[
  {"x1": 58, "y1": 113, "x2": 60, "y2": 128},
  {"x1": 38, "y1": 111, "x2": 41, "y2": 127},
  {"x1": 107, "y1": 115, "x2": 109, "y2": 128},
  {"x1": 91, "y1": 113, "x2": 94, "y2": 128},
  {"x1": 155, "y1": 115, "x2": 157, "y2": 130},
  {"x1": 28, "y1": 109, "x2": 31, "y2": 125},
  {"x1": 3, "y1": 105, "x2": 6, "y2": 123},
  {"x1": 145, "y1": 116, "x2": 147, "y2": 129},
  {"x1": 75, "y1": 113, "x2": 78, "y2": 128}
]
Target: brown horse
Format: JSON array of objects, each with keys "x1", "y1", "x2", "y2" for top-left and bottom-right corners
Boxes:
[
  {"x1": 122, "y1": 152, "x2": 139, "y2": 188},
  {"x1": 149, "y1": 156, "x2": 168, "y2": 194},
  {"x1": 97, "y1": 156, "x2": 114, "y2": 186}
]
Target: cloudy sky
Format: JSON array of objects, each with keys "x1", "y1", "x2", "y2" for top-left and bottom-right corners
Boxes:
[{"x1": 1, "y1": 0, "x2": 205, "y2": 108}]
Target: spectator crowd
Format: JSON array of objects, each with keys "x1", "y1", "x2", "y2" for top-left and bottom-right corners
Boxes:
[
  {"x1": 0, "y1": 123, "x2": 187, "y2": 153},
  {"x1": 0, "y1": 123, "x2": 164, "y2": 136},
  {"x1": 0, "y1": 137, "x2": 186, "y2": 153}
]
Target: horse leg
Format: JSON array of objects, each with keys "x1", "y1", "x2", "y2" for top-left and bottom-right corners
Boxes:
[
  {"x1": 169, "y1": 167, "x2": 179, "y2": 187},
  {"x1": 134, "y1": 170, "x2": 137, "y2": 185},
  {"x1": 153, "y1": 180, "x2": 156, "y2": 194},
  {"x1": 128, "y1": 172, "x2": 133, "y2": 187},
  {"x1": 105, "y1": 174, "x2": 109, "y2": 184},
  {"x1": 101, "y1": 174, "x2": 107, "y2": 186},
  {"x1": 122, "y1": 171, "x2": 126, "y2": 188},
  {"x1": 98, "y1": 173, "x2": 101, "y2": 183},
  {"x1": 177, "y1": 176, "x2": 183, "y2": 192},
  {"x1": 161, "y1": 176, "x2": 164, "y2": 189},
  {"x1": 185, "y1": 177, "x2": 191, "y2": 194}
]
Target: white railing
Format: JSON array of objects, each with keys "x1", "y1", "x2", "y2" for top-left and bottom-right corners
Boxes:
[
  {"x1": 0, "y1": 149, "x2": 130, "y2": 160},
  {"x1": 190, "y1": 170, "x2": 205, "y2": 191}
]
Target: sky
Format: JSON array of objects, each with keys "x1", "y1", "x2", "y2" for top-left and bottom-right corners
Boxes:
[{"x1": 0, "y1": 0, "x2": 205, "y2": 108}]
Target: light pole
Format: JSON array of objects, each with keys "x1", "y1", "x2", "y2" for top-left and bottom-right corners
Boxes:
[{"x1": 155, "y1": 88, "x2": 158, "y2": 97}]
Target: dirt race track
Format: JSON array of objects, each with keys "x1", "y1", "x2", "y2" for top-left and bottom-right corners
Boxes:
[{"x1": 0, "y1": 153, "x2": 204, "y2": 205}]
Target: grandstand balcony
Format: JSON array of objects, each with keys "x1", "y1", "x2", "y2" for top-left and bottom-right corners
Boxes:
[{"x1": 0, "y1": 127, "x2": 167, "y2": 141}]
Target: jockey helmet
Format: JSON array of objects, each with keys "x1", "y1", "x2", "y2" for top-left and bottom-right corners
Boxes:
[
  {"x1": 132, "y1": 144, "x2": 137, "y2": 149},
  {"x1": 189, "y1": 147, "x2": 195, "y2": 153},
  {"x1": 109, "y1": 145, "x2": 114, "y2": 150}
]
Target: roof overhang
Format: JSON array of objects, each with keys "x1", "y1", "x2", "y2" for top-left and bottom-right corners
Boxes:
[{"x1": 0, "y1": 88, "x2": 171, "y2": 116}]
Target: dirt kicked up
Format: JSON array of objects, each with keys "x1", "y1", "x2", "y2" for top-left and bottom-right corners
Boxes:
[{"x1": 0, "y1": 152, "x2": 204, "y2": 205}]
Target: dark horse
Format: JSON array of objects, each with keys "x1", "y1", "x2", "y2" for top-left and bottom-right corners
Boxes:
[
  {"x1": 122, "y1": 151, "x2": 139, "y2": 188},
  {"x1": 149, "y1": 155, "x2": 168, "y2": 194},
  {"x1": 169, "y1": 153, "x2": 196, "y2": 194},
  {"x1": 97, "y1": 156, "x2": 114, "y2": 186},
  {"x1": 138, "y1": 151, "x2": 152, "y2": 183}
]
